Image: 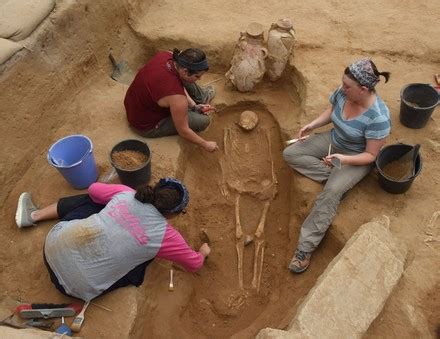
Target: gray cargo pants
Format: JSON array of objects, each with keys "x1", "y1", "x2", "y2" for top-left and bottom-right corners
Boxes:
[
  {"x1": 135, "y1": 82, "x2": 211, "y2": 138},
  {"x1": 283, "y1": 131, "x2": 372, "y2": 253}
]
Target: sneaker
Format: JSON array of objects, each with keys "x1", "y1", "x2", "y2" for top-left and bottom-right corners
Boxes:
[
  {"x1": 15, "y1": 192, "x2": 38, "y2": 228},
  {"x1": 203, "y1": 85, "x2": 216, "y2": 104},
  {"x1": 288, "y1": 250, "x2": 312, "y2": 273}
]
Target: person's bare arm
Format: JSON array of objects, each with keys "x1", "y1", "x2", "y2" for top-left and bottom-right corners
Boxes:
[
  {"x1": 160, "y1": 94, "x2": 218, "y2": 152},
  {"x1": 184, "y1": 87, "x2": 196, "y2": 108},
  {"x1": 325, "y1": 138, "x2": 386, "y2": 166},
  {"x1": 298, "y1": 106, "x2": 333, "y2": 138}
]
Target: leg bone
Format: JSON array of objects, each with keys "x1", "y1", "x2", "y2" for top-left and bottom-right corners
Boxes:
[
  {"x1": 254, "y1": 201, "x2": 270, "y2": 239},
  {"x1": 256, "y1": 245, "x2": 265, "y2": 292},
  {"x1": 235, "y1": 195, "x2": 243, "y2": 239},
  {"x1": 251, "y1": 239, "x2": 265, "y2": 290},
  {"x1": 236, "y1": 240, "x2": 244, "y2": 289}
]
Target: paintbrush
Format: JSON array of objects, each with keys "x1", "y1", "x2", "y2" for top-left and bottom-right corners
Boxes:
[
  {"x1": 168, "y1": 269, "x2": 174, "y2": 292},
  {"x1": 284, "y1": 135, "x2": 310, "y2": 146},
  {"x1": 70, "y1": 301, "x2": 90, "y2": 333}
]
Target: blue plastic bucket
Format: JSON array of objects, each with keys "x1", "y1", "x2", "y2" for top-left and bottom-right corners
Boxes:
[{"x1": 47, "y1": 135, "x2": 98, "y2": 189}]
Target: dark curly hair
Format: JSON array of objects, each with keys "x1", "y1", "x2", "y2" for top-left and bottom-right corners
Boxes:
[{"x1": 135, "y1": 184, "x2": 183, "y2": 214}]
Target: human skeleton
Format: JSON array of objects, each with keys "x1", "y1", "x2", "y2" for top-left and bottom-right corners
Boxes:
[{"x1": 220, "y1": 122, "x2": 278, "y2": 291}]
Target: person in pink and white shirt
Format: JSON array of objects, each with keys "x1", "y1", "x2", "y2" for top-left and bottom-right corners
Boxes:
[{"x1": 15, "y1": 178, "x2": 210, "y2": 301}]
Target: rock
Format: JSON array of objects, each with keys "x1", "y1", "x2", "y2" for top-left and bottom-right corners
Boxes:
[{"x1": 256, "y1": 216, "x2": 407, "y2": 339}]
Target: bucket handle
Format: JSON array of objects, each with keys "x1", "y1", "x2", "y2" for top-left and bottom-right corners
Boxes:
[
  {"x1": 429, "y1": 84, "x2": 440, "y2": 106},
  {"x1": 47, "y1": 135, "x2": 94, "y2": 169},
  {"x1": 401, "y1": 83, "x2": 440, "y2": 107}
]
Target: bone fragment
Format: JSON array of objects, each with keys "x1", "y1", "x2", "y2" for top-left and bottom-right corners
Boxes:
[{"x1": 244, "y1": 234, "x2": 254, "y2": 246}]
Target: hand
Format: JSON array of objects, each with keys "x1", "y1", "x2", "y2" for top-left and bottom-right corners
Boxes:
[
  {"x1": 298, "y1": 124, "x2": 314, "y2": 139},
  {"x1": 203, "y1": 141, "x2": 219, "y2": 152},
  {"x1": 323, "y1": 153, "x2": 345, "y2": 167},
  {"x1": 199, "y1": 243, "x2": 211, "y2": 258},
  {"x1": 194, "y1": 104, "x2": 214, "y2": 115}
]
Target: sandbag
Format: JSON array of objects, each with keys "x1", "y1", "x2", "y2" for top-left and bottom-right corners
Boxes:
[
  {"x1": 0, "y1": 38, "x2": 23, "y2": 64},
  {"x1": 0, "y1": 0, "x2": 55, "y2": 41}
]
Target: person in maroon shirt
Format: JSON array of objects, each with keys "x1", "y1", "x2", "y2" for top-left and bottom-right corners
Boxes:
[{"x1": 124, "y1": 48, "x2": 218, "y2": 152}]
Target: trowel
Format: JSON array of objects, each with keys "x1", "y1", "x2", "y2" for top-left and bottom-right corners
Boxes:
[{"x1": 109, "y1": 53, "x2": 135, "y2": 85}]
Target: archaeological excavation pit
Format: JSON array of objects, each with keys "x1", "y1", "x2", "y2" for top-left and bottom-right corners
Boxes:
[
  {"x1": 2, "y1": 0, "x2": 439, "y2": 338},
  {"x1": 131, "y1": 103, "x2": 343, "y2": 338}
]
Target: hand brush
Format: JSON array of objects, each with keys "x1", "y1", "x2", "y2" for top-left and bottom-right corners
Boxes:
[{"x1": 70, "y1": 301, "x2": 90, "y2": 332}]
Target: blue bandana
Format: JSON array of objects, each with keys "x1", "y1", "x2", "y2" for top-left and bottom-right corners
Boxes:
[
  {"x1": 157, "y1": 178, "x2": 189, "y2": 213},
  {"x1": 176, "y1": 54, "x2": 209, "y2": 72}
]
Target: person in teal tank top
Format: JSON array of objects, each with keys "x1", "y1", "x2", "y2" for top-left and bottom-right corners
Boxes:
[{"x1": 283, "y1": 58, "x2": 391, "y2": 273}]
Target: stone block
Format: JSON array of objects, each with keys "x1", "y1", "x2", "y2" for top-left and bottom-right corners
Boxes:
[{"x1": 256, "y1": 216, "x2": 407, "y2": 339}]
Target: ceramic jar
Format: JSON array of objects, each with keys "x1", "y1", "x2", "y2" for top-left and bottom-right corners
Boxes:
[
  {"x1": 266, "y1": 18, "x2": 295, "y2": 81},
  {"x1": 225, "y1": 22, "x2": 268, "y2": 92}
]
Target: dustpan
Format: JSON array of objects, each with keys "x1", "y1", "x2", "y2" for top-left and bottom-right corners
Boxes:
[
  {"x1": 109, "y1": 53, "x2": 135, "y2": 85},
  {"x1": 398, "y1": 143, "x2": 420, "y2": 180}
]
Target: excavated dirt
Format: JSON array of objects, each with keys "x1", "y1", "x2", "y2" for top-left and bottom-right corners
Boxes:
[
  {"x1": 111, "y1": 150, "x2": 149, "y2": 170},
  {"x1": 0, "y1": 0, "x2": 439, "y2": 338}
]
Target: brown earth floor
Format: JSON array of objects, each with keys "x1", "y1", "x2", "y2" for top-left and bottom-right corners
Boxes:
[{"x1": 0, "y1": 0, "x2": 439, "y2": 338}]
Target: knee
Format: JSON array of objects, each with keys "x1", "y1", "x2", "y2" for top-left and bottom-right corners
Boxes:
[
  {"x1": 321, "y1": 183, "x2": 346, "y2": 200},
  {"x1": 283, "y1": 145, "x2": 301, "y2": 165},
  {"x1": 192, "y1": 115, "x2": 210, "y2": 132}
]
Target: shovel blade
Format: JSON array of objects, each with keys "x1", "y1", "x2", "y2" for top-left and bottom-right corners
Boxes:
[{"x1": 109, "y1": 55, "x2": 135, "y2": 85}]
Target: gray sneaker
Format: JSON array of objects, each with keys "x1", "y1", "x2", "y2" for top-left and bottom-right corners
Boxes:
[
  {"x1": 288, "y1": 250, "x2": 312, "y2": 273},
  {"x1": 15, "y1": 192, "x2": 38, "y2": 228},
  {"x1": 203, "y1": 85, "x2": 216, "y2": 104}
]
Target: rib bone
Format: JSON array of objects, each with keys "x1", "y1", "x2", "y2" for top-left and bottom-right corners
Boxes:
[{"x1": 223, "y1": 128, "x2": 230, "y2": 155}]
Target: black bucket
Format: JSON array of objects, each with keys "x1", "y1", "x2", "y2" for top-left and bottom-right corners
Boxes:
[
  {"x1": 399, "y1": 83, "x2": 439, "y2": 129},
  {"x1": 110, "y1": 139, "x2": 151, "y2": 189},
  {"x1": 375, "y1": 143, "x2": 422, "y2": 194}
]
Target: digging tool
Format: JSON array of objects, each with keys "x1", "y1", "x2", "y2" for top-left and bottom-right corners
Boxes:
[
  {"x1": 284, "y1": 135, "x2": 310, "y2": 146},
  {"x1": 399, "y1": 144, "x2": 421, "y2": 179},
  {"x1": 109, "y1": 53, "x2": 135, "y2": 85},
  {"x1": 331, "y1": 157, "x2": 342, "y2": 169},
  {"x1": 168, "y1": 269, "x2": 174, "y2": 292},
  {"x1": 16, "y1": 303, "x2": 82, "y2": 319},
  {"x1": 19, "y1": 308, "x2": 76, "y2": 319},
  {"x1": 55, "y1": 316, "x2": 72, "y2": 336},
  {"x1": 199, "y1": 229, "x2": 211, "y2": 244}
]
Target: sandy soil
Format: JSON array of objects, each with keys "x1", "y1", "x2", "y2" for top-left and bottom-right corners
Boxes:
[{"x1": 0, "y1": 0, "x2": 439, "y2": 338}]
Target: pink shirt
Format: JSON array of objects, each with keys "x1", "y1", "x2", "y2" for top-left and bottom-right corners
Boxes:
[{"x1": 88, "y1": 183, "x2": 204, "y2": 272}]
